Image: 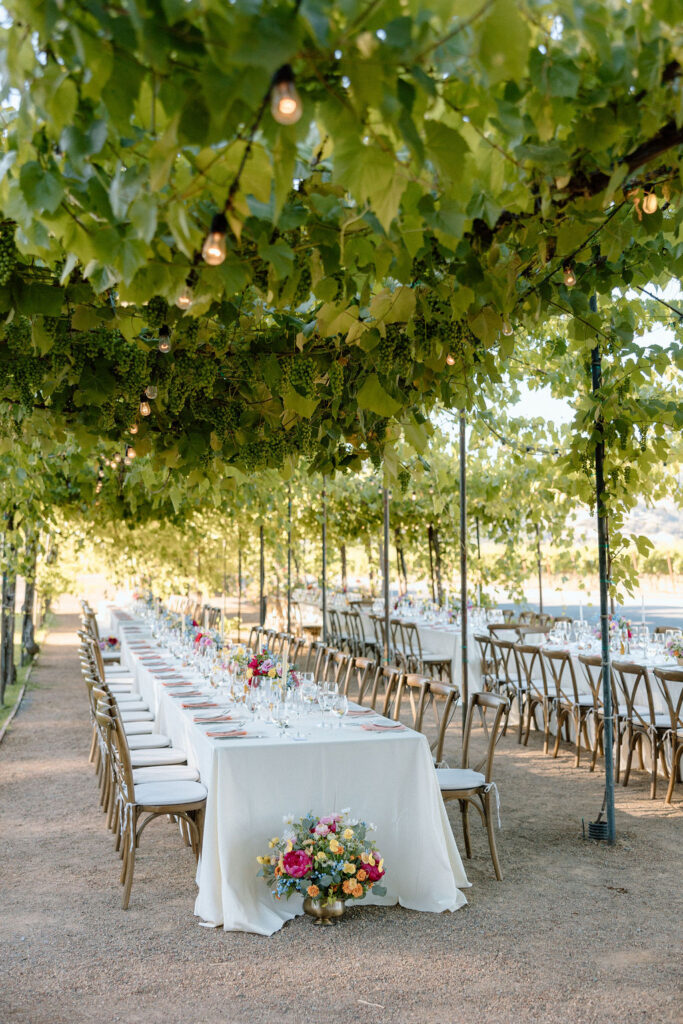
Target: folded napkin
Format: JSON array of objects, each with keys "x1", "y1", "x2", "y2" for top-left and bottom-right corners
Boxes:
[
  {"x1": 161, "y1": 680, "x2": 193, "y2": 687},
  {"x1": 347, "y1": 708, "x2": 374, "y2": 716},
  {"x1": 193, "y1": 713, "x2": 235, "y2": 723},
  {"x1": 182, "y1": 700, "x2": 218, "y2": 709},
  {"x1": 168, "y1": 690, "x2": 203, "y2": 698},
  {"x1": 361, "y1": 722, "x2": 406, "y2": 732},
  {"x1": 206, "y1": 729, "x2": 249, "y2": 739}
]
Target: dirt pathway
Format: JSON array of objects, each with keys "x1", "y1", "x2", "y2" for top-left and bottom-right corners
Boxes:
[{"x1": 1, "y1": 614, "x2": 681, "y2": 1024}]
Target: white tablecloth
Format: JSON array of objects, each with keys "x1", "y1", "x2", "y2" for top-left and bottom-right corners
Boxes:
[{"x1": 117, "y1": 618, "x2": 470, "y2": 935}]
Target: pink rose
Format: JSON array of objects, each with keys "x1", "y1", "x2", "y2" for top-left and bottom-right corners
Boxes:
[
  {"x1": 319, "y1": 815, "x2": 338, "y2": 833},
  {"x1": 365, "y1": 855, "x2": 384, "y2": 882},
  {"x1": 282, "y1": 850, "x2": 312, "y2": 878},
  {"x1": 313, "y1": 823, "x2": 330, "y2": 836}
]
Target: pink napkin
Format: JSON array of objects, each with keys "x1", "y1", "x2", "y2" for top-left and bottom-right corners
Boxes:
[
  {"x1": 161, "y1": 680, "x2": 193, "y2": 688},
  {"x1": 182, "y1": 701, "x2": 218, "y2": 709},
  {"x1": 193, "y1": 713, "x2": 236, "y2": 723},
  {"x1": 361, "y1": 722, "x2": 406, "y2": 732},
  {"x1": 168, "y1": 690, "x2": 203, "y2": 698},
  {"x1": 206, "y1": 729, "x2": 248, "y2": 738},
  {"x1": 347, "y1": 708, "x2": 374, "y2": 716}
]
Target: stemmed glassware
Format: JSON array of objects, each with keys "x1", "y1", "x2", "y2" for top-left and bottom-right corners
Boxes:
[{"x1": 330, "y1": 691, "x2": 348, "y2": 728}]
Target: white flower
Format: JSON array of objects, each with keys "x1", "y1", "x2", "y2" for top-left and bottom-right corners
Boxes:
[
  {"x1": 340, "y1": 807, "x2": 351, "y2": 815},
  {"x1": 282, "y1": 813, "x2": 295, "y2": 825}
]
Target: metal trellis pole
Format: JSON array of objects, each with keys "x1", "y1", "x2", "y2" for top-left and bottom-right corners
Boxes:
[
  {"x1": 287, "y1": 482, "x2": 292, "y2": 636},
  {"x1": 259, "y1": 524, "x2": 265, "y2": 627},
  {"x1": 591, "y1": 302, "x2": 616, "y2": 844},
  {"x1": 321, "y1": 477, "x2": 328, "y2": 644},
  {"x1": 459, "y1": 411, "x2": 468, "y2": 733},
  {"x1": 383, "y1": 486, "x2": 391, "y2": 665},
  {"x1": 536, "y1": 522, "x2": 544, "y2": 614}
]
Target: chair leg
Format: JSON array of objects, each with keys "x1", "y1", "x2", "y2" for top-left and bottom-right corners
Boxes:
[
  {"x1": 483, "y1": 793, "x2": 503, "y2": 881},
  {"x1": 89, "y1": 727, "x2": 98, "y2": 764},
  {"x1": 459, "y1": 800, "x2": 472, "y2": 859},
  {"x1": 523, "y1": 700, "x2": 533, "y2": 746},
  {"x1": 665, "y1": 747, "x2": 680, "y2": 804},
  {"x1": 590, "y1": 722, "x2": 601, "y2": 773},
  {"x1": 553, "y1": 711, "x2": 563, "y2": 758},
  {"x1": 650, "y1": 737, "x2": 658, "y2": 800},
  {"x1": 622, "y1": 726, "x2": 634, "y2": 787},
  {"x1": 122, "y1": 841, "x2": 136, "y2": 909}
]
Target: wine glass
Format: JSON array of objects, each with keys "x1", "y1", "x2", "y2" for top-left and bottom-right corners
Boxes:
[
  {"x1": 330, "y1": 692, "x2": 348, "y2": 729},
  {"x1": 271, "y1": 699, "x2": 290, "y2": 736}
]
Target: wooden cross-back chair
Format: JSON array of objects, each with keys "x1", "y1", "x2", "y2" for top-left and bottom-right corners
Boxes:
[
  {"x1": 366, "y1": 663, "x2": 401, "y2": 716},
  {"x1": 343, "y1": 657, "x2": 376, "y2": 703},
  {"x1": 577, "y1": 654, "x2": 618, "y2": 775},
  {"x1": 400, "y1": 622, "x2": 452, "y2": 683},
  {"x1": 652, "y1": 668, "x2": 683, "y2": 803},
  {"x1": 435, "y1": 691, "x2": 509, "y2": 880},
  {"x1": 541, "y1": 648, "x2": 594, "y2": 767},
  {"x1": 612, "y1": 660, "x2": 669, "y2": 799},
  {"x1": 414, "y1": 679, "x2": 460, "y2": 755},
  {"x1": 513, "y1": 643, "x2": 551, "y2": 752}
]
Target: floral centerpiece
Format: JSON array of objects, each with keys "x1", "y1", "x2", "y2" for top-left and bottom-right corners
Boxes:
[
  {"x1": 246, "y1": 650, "x2": 300, "y2": 688},
  {"x1": 666, "y1": 637, "x2": 683, "y2": 665},
  {"x1": 258, "y1": 811, "x2": 386, "y2": 923},
  {"x1": 99, "y1": 636, "x2": 120, "y2": 651},
  {"x1": 593, "y1": 615, "x2": 632, "y2": 639}
]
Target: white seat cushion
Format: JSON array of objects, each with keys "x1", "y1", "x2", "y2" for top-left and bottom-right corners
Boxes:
[
  {"x1": 104, "y1": 666, "x2": 132, "y2": 676},
  {"x1": 114, "y1": 696, "x2": 146, "y2": 707},
  {"x1": 108, "y1": 685, "x2": 134, "y2": 694},
  {"x1": 436, "y1": 768, "x2": 486, "y2": 791},
  {"x1": 129, "y1": 748, "x2": 188, "y2": 767},
  {"x1": 124, "y1": 722, "x2": 154, "y2": 735},
  {"x1": 120, "y1": 710, "x2": 155, "y2": 722},
  {"x1": 132, "y1": 765, "x2": 200, "y2": 784},
  {"x1": 102, "y1": 652, "x2": 121, "y2": 663},
  {"x1": 127, "y1": 733, "x2": 171, "y2": 749},
  {"x1": 134, "y1": 780, "x2": 207, "y2": 806}
]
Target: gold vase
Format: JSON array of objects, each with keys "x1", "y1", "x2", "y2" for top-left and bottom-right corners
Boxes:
[{"x1": 303, "y1": 897, "x2": 346, "y2": 925}]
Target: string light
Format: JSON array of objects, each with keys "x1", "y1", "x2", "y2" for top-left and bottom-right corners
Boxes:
[
  {"x1": 270, "y1": 65, "x2": 302, "y2": 125},
  {"x1": 145, "y1": 384, "x2": 158, "y2": 400},
  {"x1": 446, "y1": 353, "x2": 456, "y2": 365},
  {"x1": 139, "y1": 399, "x2": 151, "y2": 417},
  {"x1": 563, "y1": 263, "x2": 576, "y2": 287},
  {"x1": 158, "y1": 325, "x2": 172, "y2": 353},
  {"x1": 124, "y1": 456, "x2": 132, "y2": 466},
  {"x1": 202, "y1": 213, "x2": 228, "y2": 266},
  {"x1": 113, "y1": 452, "x2": 122, "y2": 464},
  {"x1": 642, "y1": 191, "x2": 658, "y2": 215},
  {"x1": 98, "y1": 469, "x2": 104, "y2": 478},
  {"x1": 126, "y1": 445, "x2": 137, "y2": 460},
  {"x1": 129, "y1": 423, "x2": 139, "y2": 435},
  {"x1": 176, "y1": 285, "x2": 193, "y2": 310},
  {"x1": 502, "y1": 320, "x2": 513, "y2": 336}
]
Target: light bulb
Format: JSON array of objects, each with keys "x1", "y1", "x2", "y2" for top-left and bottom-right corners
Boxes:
[
  {"x1": 502, "y1": 320, "x2": 513, "y2": 336},
  {"x1": 446, "y1": 353, "x2": 456, "y2": 365},
  {"x1": 176, "y1": 286, "x2": 193, "y2": 310},
  {"x1": 113, "y1": 453, "x2": 122, "y2": 464},
  {"x1": 129, "y1": 423, "x2": 138, "y2": 435},
  {"x1": 202, "y1": 213, "x2": 228, "y2": 266},
  {"x1": 139, "y1": 400, "x2": 151, "y2": 417},
  {"x1": 563, "y1": 264, "x2": 576, "y2": 287},
  {"x1": 127, "y1": 447, "x2": 137, "y2": 459},
  {"x1": 98, "y1": 469, "x2": 104, "y2": 478},
  {"x1": 271, "y1": 65, "x2": 302, "y2": 125},
  {"x1": 124, "y1": 456, "x2": 131, "y2": 466},
  {"x1": 411, "y1": 492, "x2": 417, "y2": 502},
  {"x1": 145, "y1": 385, "x2": 158, "y2": 400},
  {"x1": 95, "y1": 483, "x2": 102, "y2": 493},
  {"x1": 642, "y1": 192, "x2": 658, "y2": 214},
  {"x1": 158, "y1": 325, "x2": 172, "y2": 354}
]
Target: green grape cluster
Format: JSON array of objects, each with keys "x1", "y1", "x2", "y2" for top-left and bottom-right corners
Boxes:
[
  {"x1": 376, "y1": 332, "x2": 396, "y2": 374},
  {"x1": 290, "y1": 357, "x2": 315, "y2": 397},
  {"x1": 392, "y1": 330, "x2": 413, "y2": 377},
  {"x1": 398, "y1": 468, "x2": 410, "y2": 494},
  {"x1": 624, "y1": 466, "x2": 632, "y2": 485},
  {"x1": 0, "y1": 221, "x2": 17, "y2": 286},
  {"x1": 639, "y1": 426, "x2": 648, "y2": 453},
  {"x1": 293, "y1": 266, "x2": 312, "y2": 306},
  {"x1": 280, "y1": 357, "x2": 292, "y2": 392},
  {"x1": 3, "y1": 318, "x2": 30, "y2": 352},
  {"x1": 179, "y1": 319, "x2": 200, "y2": 354},
  {"x1": 374, "y1": 418, "x2": 387, "y2": 443},
  {"x1": 329, "y1": 361, "x2": 344, "y2": 399},
  {"x1": 14, "y1": 356, "x2": 43, "y2": 406},
  {"x1": 297, "y1": 420, "x2": 314, "y2": 454},
  {"x1": 212, "y1": 401, "x2": 241, "y2": 440},
  {"x1": 146, "y1": 296, "x2": 169, "y2": 329}
]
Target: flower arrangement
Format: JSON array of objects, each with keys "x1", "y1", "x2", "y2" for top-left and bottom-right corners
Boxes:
[
  {"x1": 666, "y1": 637, "x2": 683, "y2": 662},
  {"x1": 258, "y1": 811, "x2": 386, "y2": 906},
  {"x1": 593, "y1": 615, "x2": 632, "y2": 639},
  {"x1": 246, "y1": 650, "x2": 300, "y2": 688},
  {"x1": 99, "y1": 636, "x2": 120, "y2": 651},
  {"x1": 193, "y1": 631, "x2": 214, "y2": 648}
]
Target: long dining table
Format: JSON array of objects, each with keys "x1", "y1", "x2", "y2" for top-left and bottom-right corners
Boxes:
[{"x1": 106, "y1": 608, "x2": 470, "y2": 935}]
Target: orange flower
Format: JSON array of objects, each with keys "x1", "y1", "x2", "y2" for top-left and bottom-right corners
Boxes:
[
  {"x1": 342, "y1": 878, "x2": 355, "y2": 895},
  {"x1": 274, "y1": 866, "x2": 281, "y2": 877},
  {"x1": 307, "y1": 884, "x2": 320, "y2": 898},
  {"x1": 352, "y1": 883, "x2": 363, "y2": 898},
  {"x1": 356, "y1": 869, "x2": 367, "y2": 882}
]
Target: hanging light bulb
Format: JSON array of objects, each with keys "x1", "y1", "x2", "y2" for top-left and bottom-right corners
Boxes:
[
  {"x1": 98, "y1": 469, "x2": 104, "y2": 478},
  {"x1": 176, "y1": 285, "x2": 193, "y2": 310},
  {"x1": 124, "y1": 456, "x2": 132, "y2": 466},
  {"x1": 127, "y1": 446, "x2": 137, "y2": 459},
  {"x1": 158, "y1": 325, "x2": 172, "y2": 353},
  {"x1": 270, "y1": 65, "x2": 303, "y2": 125},
  {"x1": 129, "y1": 423, "x2": 139, "y2": 435},
  {"x1": 502, "y1": 320, "x2": 513, "y2": 336},
  {"x1": 113, "y1": 452, "x2": 122, "y2": 464},
  {"x1": 563, "y1": 263, "x2": 576, "y2": 287},
  {"x1": 95, "y1": 482, "x2": 102, "y2": 493},
  {"x1": 642, "y1": 191, "x2": 658, "y2": 214},
  {"x1": 139, "y1": 400, "x2": 151, "y2": 417},
  {"x1": 446, "y1": 353, "x2": 456, "y2": 365},
  {"x1": 411, "y1": 491, "x2": 417, "y2": 502},
  {"x1": 202, "y1": 213, "x2": 228, "y2": 266},
  {"x1": 145, "y1": 384, "x2": 158, "y2": 400}
]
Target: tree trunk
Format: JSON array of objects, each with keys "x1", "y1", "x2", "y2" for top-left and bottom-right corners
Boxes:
[
  {"x1": 427, "y1": 525, "x2": 436, "y2": 603},
  {"x1": 395, "y1": 528, "x2": 408, "y2": 595},
  {"x1": 340, "y1": 543, "x2": 347, "y2": 591},
  {"x1": 0, "y1": 542, "x2": 17, "y2": 704},
  {"x1": 21, "y1": 576, "x2": 39, "y2": 666},
  {"x1": 606, "y1": 516, "x2": 615, "y2": 616},
  {"x1": 432, "y1": 524, "x2": 444, "y2": 607}
]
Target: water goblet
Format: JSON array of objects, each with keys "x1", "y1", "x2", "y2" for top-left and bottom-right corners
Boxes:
[{"x1": 330, "y1": 692, "x2": 348, "y2": 729}]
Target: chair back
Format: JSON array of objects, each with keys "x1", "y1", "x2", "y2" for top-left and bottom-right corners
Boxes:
[
  {"x1": 425, "y1": 681, "x2": 460, "y2": 760},
  {"x1": 542, "y1": 648, "x2": 580, "y2": 704},
  {"x1": 345, "y1": 658, "x2": 375, "y2": 702},
  {"x1": 367, "y1": 663, "x2": 400, "y2": 714},
  {"x1": 612, "y1": 660, "x2": 656, "y2": 730},
  {"x1": 652, "y1": 668, "x2": 683, "y2": 734},
  {"x1": 501, "y1": 609, "x2": 514, "y2": 623},
  {"x1": 473, "y1": 632, "x2": 494, "y2": 689},
  {"x1": 513, "y1": 644, "x2": 548, "y2": 703},
  {"x1": 488, "y1": 623, "x2": 520, "y2": 639},
  {"x1": 577, "y1": 654, "x2": 611, "y2": 710},
  {"x1": 490, "y1": 637, "x2": 517, "y2": 686},
  {"x1": 400, "y1": 622, "x2": 423, "y2": 668},
  {"x1": 518, "y1": 611, "x2": 534, "y2": 625},
  {"x1": 456, "y1": 691, "x2": 508, "y2": 781}
]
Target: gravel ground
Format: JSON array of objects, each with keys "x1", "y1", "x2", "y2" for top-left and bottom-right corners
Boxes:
[{"x1": 1, "y1": 613, "x2": 681, "y2": 1024}]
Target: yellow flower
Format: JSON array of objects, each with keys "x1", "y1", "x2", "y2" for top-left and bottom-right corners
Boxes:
[
  {"x1": 378, "y1": 858, "x2": 384, "y2": 871},
  {"x1": 268, "y1": 668, "x2": 277, "y2": 678},
  {"x1": 329, "y1": 839, "x2": 342, "y2": 854},
  {"x1": 268, "y1": 837, "x2": 280, "y2": 848},
  {"x1": 368, "y1": 856, "x2": 375, "y2": 867},
  {"x1": 285, "y1": 840, "x2": 293, "y2": 852},
  {"x1": 315, "y1": 851, "x2": 327, "y2": 862},
  {"x1": 360, "y1": 853, "x2": 370, "y2": 864},
  {"x1": 343, "y1": 828, "x2": 354, "y2": 840},
  {"x1": 343, "y1": 862, "x2": 356, "y2": 875},
  {"x1": 246, "y1": 668, "x2": 253, "y2": 679}
]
